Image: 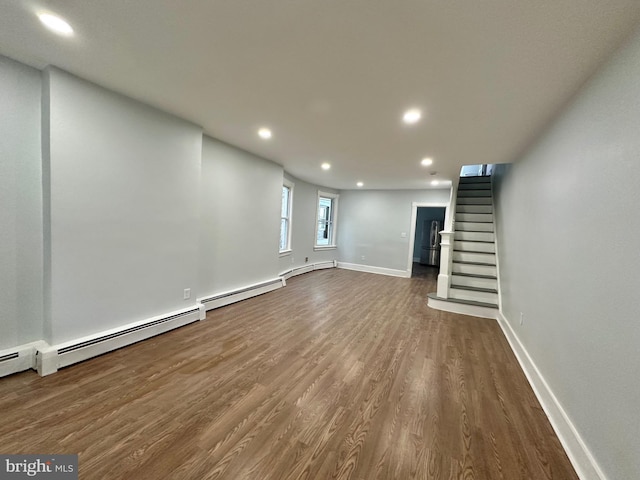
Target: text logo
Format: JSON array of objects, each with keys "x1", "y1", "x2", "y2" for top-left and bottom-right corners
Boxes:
[{"x1": 0, "y1": 455, "x2": 78, "y2": 479}]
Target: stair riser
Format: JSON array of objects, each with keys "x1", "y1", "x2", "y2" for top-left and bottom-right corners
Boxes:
[
  {"x1": 456, "y1": 197, "x2": 492, "y2": 205},
  {"x1": 458, "y1": 183, "x2": 491, "y2": 190},
  {"x1": 450, "y1": 288, "x2": 498, "y2": 304},
  {"x1": 459, "y1": 177, "x2": 491, "y2": 184},
  {"x1": 457, "y1": 190, "x2": 492, "y2": 197},
  {"x1": 453, "y1": 251, "x2": 496, "y2": 264},
  {"x1": 455, "y1": 241, "x2": 495, "y2": 253},
  {"x1": 453, "y1": 262, "x2": 497, "y2": 276},
  {"x1": 455, "y1": 222, "x2": 494, "y2": 232},
  {"x1": 455, "y1": 231, "x2": 495, "y2": 242},
  {"x1": 456, "y1": 205, "x2": 493, "y2": 214},
  {"x1": 452, "y1": 276, "x2": 498, "y2": 290},
  {"x1": 455, "y1": 213, "x2": 493, "y2": 223}
]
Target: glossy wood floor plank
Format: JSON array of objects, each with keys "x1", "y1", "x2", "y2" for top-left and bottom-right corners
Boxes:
[{"x1": 0, "y1": 268, "x2": 578, "y2": 479}]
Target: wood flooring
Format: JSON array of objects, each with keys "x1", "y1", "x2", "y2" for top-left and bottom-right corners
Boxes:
[{"x1": 0, "y1": 268, "x2": 578, "y2": 479}]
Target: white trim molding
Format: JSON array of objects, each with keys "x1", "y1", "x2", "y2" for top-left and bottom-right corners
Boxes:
[
  {"x1": 497, "y1": 312, "x2": 607, "y2": 480},
  {"x1": 280, "y1": 179, "x2": 294, "y2": 254},
  {"x1": 406, "y1": 200, "x2": 450, "y2": 276},
  {"x1": 199, "y1": 277, "x2": 285, "y2": 311},
  {"x1": 315, "y1": 190, "x2": 339, "y2": 249},
  {"x1": 337, "y1": 262, "x2": 410, "y2": 278}
]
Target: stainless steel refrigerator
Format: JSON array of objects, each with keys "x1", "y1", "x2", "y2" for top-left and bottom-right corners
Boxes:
[{"x1": 420, "y1": 220, "x2": 441, "y2": 267}]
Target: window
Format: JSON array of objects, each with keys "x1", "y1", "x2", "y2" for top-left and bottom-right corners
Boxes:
[
  {"x1": 315, "y1": 191, "x2": 338, "y2": 248},
  {"x1": 280, "y1": 180, "x2": 293, "y2": 253}
]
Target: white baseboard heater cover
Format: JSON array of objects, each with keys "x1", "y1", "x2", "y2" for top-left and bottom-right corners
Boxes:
[
  {"x1": 0, "y1": 342, "x2": 43, "y2": 378},
  {"x1": 280, "y1": 260, "x2": 336, "y2": 280},
  {"x1": 37, "y1": 305, "x2": 203, "y2": 376},
  {"x1": 200, "y1": 277, "x2": 285, "y2": 311}
]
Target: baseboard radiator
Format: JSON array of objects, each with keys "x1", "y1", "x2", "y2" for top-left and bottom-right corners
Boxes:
[
  {"x1": 36, "y1": 306, "x2": 204, "y2": 376},
  {"x1": 0, "y1": 343, "x2": 43, "y2": 378},
  {"x1": 200, "y1": 277, "x2": 285, "y2": 311},
  {"x1": 280, "y1": 260, "x2": 336, "y2": 280}
]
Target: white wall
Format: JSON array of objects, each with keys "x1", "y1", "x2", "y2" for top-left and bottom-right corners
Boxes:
[
  {"x1": 199, "y1": 137, "x2": 282, "y2": 296},
  {"x1": 492, "y1": 26, "x2": 640, "y2": 480},
  {"x1": 278, "y1": 173, "x2": 338, "y2": 274},
  {"x1": 43, "y1": 68, "x2": 202, "y2": 345},
  {"x1": 0, "y1": 56, "x2": 43, "y2": 350},
  {"x1": 338, "y1": 189, "x2": 450, "y2": 273}
]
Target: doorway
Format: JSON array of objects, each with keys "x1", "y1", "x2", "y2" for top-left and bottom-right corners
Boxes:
[{"x1": 411, "y1": 207, "x2": 446, "y2": 278}]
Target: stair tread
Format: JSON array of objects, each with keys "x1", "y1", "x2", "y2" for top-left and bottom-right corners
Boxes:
[
  {"x1": 453, "y1": 260, "x2": 496, "y2": 266},
  {"x1": 453, "y1": 240, "x2": 495, "y2": 244},
  {"x1": 451, "y1": 285, "x2": 498, "y2": 294},
  {"x1": 428, "y1": 293, "x2": 498, "y2": 309},
  {"x1": 454, "y1": 229, "x2": 496, "y2": 233},
  {"x1": 452, "y1": 273, "x2": 497, "y2": 279},
  {"x1": 455, "y1": 220, "x2": 494, "y2": 223},
  {"x1": 453, "y1": 250, "x2": 495, "y2": 254}
]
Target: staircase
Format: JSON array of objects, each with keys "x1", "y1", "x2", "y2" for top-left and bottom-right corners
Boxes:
[
  {"x1": 450, "y1": 176, "x2": 498, "y2": 307},
  {"x1": 428, "y1": 175, "x2": 499, "y2": 315}
]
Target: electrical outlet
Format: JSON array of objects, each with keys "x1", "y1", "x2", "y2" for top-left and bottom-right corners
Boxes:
[
  {"x1": 519, "y1": 312, "x2": 524, "y2": 325},
  {"x1": 305, "y1": 257, "x2": 309, "y2": 263},
  {"x1": 184, "y1": 288, "x2": 191, "y2": 300}
]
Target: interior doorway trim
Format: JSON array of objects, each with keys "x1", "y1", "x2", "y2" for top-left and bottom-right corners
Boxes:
[{"x1": 407, "y1": 202, "x2": 449, "y2": 276}]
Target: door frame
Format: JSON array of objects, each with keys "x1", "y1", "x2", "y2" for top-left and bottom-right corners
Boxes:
[{"x1": 407, "y1": 202, "x2": 448, "y2": 276}]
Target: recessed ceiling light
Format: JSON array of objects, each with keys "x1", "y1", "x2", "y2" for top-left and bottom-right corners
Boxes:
[
  {"x1": 321, "y1": 163, "x2": 331, "y2": 171},
  {"x1": 356, "y1": 182, "x2": 364, "y2": 187},
  {"x1": 403, "y1": 108, "x2": 421, "y2": 124},
  {"x1": 421, "y1": 157, "x2": 433, "y2": 166},
  {"x1": 431, "y1": 180, "x2": 440, "y2": 186},
  {"x1": 258, "y1": 128, "x2": 272, "y2": 139},
  {"x1": 38, "y1": 13, "x2": 74, "y2": 36}
]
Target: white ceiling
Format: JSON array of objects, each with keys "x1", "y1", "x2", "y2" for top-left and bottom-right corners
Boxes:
[{"x1": 2, "y1": 1, "x2": 640, "y2": 190}]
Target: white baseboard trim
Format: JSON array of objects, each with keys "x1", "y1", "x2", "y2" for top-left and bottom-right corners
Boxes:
[
  {"x1": 427, "y1": 296, "x2": 498, "y2": 319},
  {"x1": 37, "y1": 306, "x2": 203, "y2": 377},
  {"x1": 280, "y1": 260, "x2": 337, "y2": 280},
  {"x1": 0, "y1": 341, "x2": 47, "y2": 378},
  {"x1": 497, "y1": 312, "x2": 606, "y2": 480},
  {"x1": 199, "y1": 277, "x2": 285, "y2": 311},
  {"x1": 337, "y1": 262, "x2": 410, "y2": 278}
]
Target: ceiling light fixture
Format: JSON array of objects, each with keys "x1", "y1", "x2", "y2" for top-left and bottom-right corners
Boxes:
[
  {"x1": 421, "y1": 157, "x2": 433, "y2": 166},
  {"x1": 258, "y1": 128, "x2": 272, "y2": 139},
  {"x1": 321, "y1": 163, "x2": 331, "y2": 171},
  {"x1": 403, "y1": 108, "x2": 421, "y2": 124},
  {"x1": 356, "y1": 182, "x2": 364, "y2": 187},
  {"x1": 38, "y1": 12, "x2": 74, "y2": 36},
  {"x1": 431, "y1": 180, "x2": 440, "y2": 186}
]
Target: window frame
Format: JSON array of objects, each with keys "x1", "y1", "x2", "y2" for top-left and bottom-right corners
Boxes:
[
  {"x1": 314, "y1": 190, "x2": 339, "y2": 250},
  {"x1": 279, "y1": 179, "x2": 294, "y2": 255}
]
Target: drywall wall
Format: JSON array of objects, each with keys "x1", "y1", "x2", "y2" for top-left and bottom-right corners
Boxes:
[
  {"x1": 44, "y1": 67, "x2": 202, "y2": 345},
  {"x1": 492, "y1": 26, "x2": 640, "y2": 480},
  {"x1": 338, "y1": 189, "x2": 450, "y2": 273},
  {"x1": 278, "y1": 173, "x2": 339, "y2": 274},
  {"x1": 0, "y1": 56, "x2": 43, "y2": 350},
  {"x1": 199, "y1": 137, "x2": 282, "y2": 296}
]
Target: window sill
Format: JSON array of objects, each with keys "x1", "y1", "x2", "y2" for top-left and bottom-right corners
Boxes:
[
  {"x1": 279, "y1": 249, "x2": 293, "y2": 257},
  {"x1": 314, "y1": 245, "x2": 337, "y2": 251}
]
